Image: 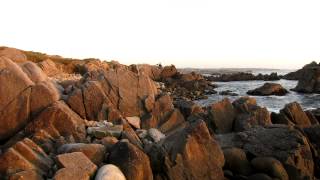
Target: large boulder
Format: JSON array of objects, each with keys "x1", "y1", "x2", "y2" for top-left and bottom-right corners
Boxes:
[
  {"x1": 292, "y1": 61, "x2": 320, "y2": 93},
  {"x1": 67, "y1": 68, "x2": 159, "y2": 121},
  {"x1": 161, "y1": 65, "x2": 177, "y2": 79},
  {"x1": 0, "y1": 138, "x2": 53, "y2": 178},
  {"x1": 37, "y1": 59, "x2": 61, "y2": 76},
  {"x1": 279, "y1": 102, "x2": 312, "y2": 127},
  {"x1": 208, "y1": 98, "x2": 236, "y2": 134},
  {"x1": 54, "y1": 152, "x2": 97, "y2": 180},
  {"x1": 216, "y1": 126, "x2": 315, "y2": 180},
  {"x1": 148, "y1": 120, "x2": 225, "y2": 180},
  {"x1": 57, "y1": 143, "x2": 106, "y2": 165},
  {"x1": 109, "y1": 140, "x2": 153, "y2": 180},
  {"x1": 95, "y1": 164, "x2": 126, "y2": 180},
  {"x1": 247, "y1": 83, "x2": 289, "y2": 96},
  {"x1": 232, "y1": 97, "x2": 271, "y2": 132},
  {"x1": 25, "y1": 101, "x2": 86, "y2": 142},
  {"x1": 303, "y1": 125, "x2": 320, "y2": 178}
]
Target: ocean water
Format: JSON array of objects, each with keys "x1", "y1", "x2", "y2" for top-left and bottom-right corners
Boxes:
[{"x1": 196, "y1": 70, "x2": 320, "y2": 112}]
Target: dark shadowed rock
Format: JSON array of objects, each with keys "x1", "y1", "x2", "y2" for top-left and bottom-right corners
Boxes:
[
  {"x1": 148, "y1": 120, "x2": 225, "y2": 180},
  {"x1": 247, "y1": 83, "x2": 289, "y2": 96},
  {"x1": 223, "y1": 147, "x2": 252, "y2": 176},
  {"x1": 251, "y1": 157, "x2": 289, "y2": 180},
  {"x1": 291, "y1": 61, "x2": 320, "y2": 93},
  {"x1": 303, "y1": 125, "x2": 320, "y2": 178},
  {"x1": 174, "y1": 99, "x2": 204, "y2": 119},
  {"x1": 208, "y1": 98, "x2": 236, "y2": 134},
  {"x1": 109, "y1": 140, "x2": 153, "y2": 180},
  {"x1": 216, "y1": 126, "x2": 314, "y2": 180}
]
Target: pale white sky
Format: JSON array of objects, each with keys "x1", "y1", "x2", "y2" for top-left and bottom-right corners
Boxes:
[{"x1": 1, "y1": 0, "x2": 319, "y2": 69}]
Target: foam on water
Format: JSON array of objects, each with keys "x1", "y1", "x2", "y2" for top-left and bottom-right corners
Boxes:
[{"x1": 196, "y1": 72, "x2": 320, "y2": 112}]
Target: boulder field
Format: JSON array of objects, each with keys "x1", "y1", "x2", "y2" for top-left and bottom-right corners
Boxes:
[{"x1": 0, "y1": 47, "x2": 320, "y2": 180}]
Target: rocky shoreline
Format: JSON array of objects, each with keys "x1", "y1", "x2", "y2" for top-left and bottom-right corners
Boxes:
[{"x1": 0, "y1": 47, "x2": 320, "y2": 180}]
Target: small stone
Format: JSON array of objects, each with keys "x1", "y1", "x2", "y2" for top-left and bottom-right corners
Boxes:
[
  {"x1": 147, "y1": 128, "x2": 165, "y2": 143},
  {"x1": 126, "y1": 116, "x2": 141, "y2": 129},
  {"x1": 95, "y1": 164, "x2": 126, "y2": 180}
]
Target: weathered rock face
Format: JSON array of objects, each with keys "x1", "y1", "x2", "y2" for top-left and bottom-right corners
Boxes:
[
  {"x1": 0, "y1": 138, "x2": 53, "y2": 178},
  {"x1": 141, "y1": 94, "x2": 174, "y2": 129},
  {"x1": 247, "y1": 83, "x2": 289, "y2": 96},
  {"x1": 223, "y1": 148, "x2": 252, "y2": 176},
  {"x1": 37, "y1": 59, "x2": 61, "y2": 77},
  {"x1": 284, "y1": 61, "x2": 319, "y2": 80},
  {"x1": 208, "y1": 98, "x2": 236, "y2": 134},
  {"x1": 148, "y1": 120, "x2": 225, "y2": 180},
  {"x1": 0, "y1": 47, "x2": 27, "y2": 63},
  {"x1": 216, "y1": 126, "x2": 314, "y2": 180},
  {"x1": 251, "y1": 157, "x2": 289, "y2": 180},
  {"x1": 161, "y1": 65, "x2": 177, "y2": 79},
  {"x1": 54, "y1": 152, "x2": 97, "y2": 180},
  {"x1": 109, "y1": 141, "x2": 153, "y2": 180},
  {"x1": 279, "y1": 102, "x2": 312, "y2": 127},
  {"x1": 67, "y1": 68, "x2": 159, "y2": 121},
  {"x1": 131, "y1": 64, "x2": 162, "y2": 81},
  {"x1": 303, "y1": 125, "x2": 320, "y2": 178},
  {"x1": 25, "y1": 101, "x2": 86, "y2": 142},
  {"x1": 57, "y1": 143, "x2": 106, "y2": 165},
  {"x1": 292, "y1": 62, "x2": 320, "y2": 93},
  {"x1": 232, "y1": 97, "x2": 272, "y2": 132}
]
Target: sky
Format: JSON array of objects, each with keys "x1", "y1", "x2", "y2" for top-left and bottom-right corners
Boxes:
[{"x1": 1, "y1": 0, "x2": 320, "y2": 69}]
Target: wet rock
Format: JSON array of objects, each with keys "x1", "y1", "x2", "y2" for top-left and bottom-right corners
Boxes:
[
  {"x1": 57, "y1": 143, "x2": 106, "y2": 165},
  {"x1": 251, "y1": 157, "x2": 289, "y2": 180},
  {"x1": 0, "y1": 138, "x2": 53, "y2": 178},
  {"x1": 208, "y1": 98, "x2": 236, "y2": 133},
  {"x1": 219, "y1": 90, "x2": 238, "y2": 96},
  {"x1": 109, "y1": 141, "x2": 153, "y2": 180},
  {"x1": 148, "y1": 120, "x2": 225, "y2": 180},
  {"x1": 95, "y1": 164, "x2": 126, "y2": 180},
  {"x1": 216, "y1": 126, "x2": 314, "y2": 180},
  {"x1": 247, "y1": 83, "x2": 289, "y2": 96},
  {"x1": 55, "y1": 152, "x2": 97, "y2": 179},
  {"x1": 223, "y1": 147, "x2": 252, "y2": 176}
]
